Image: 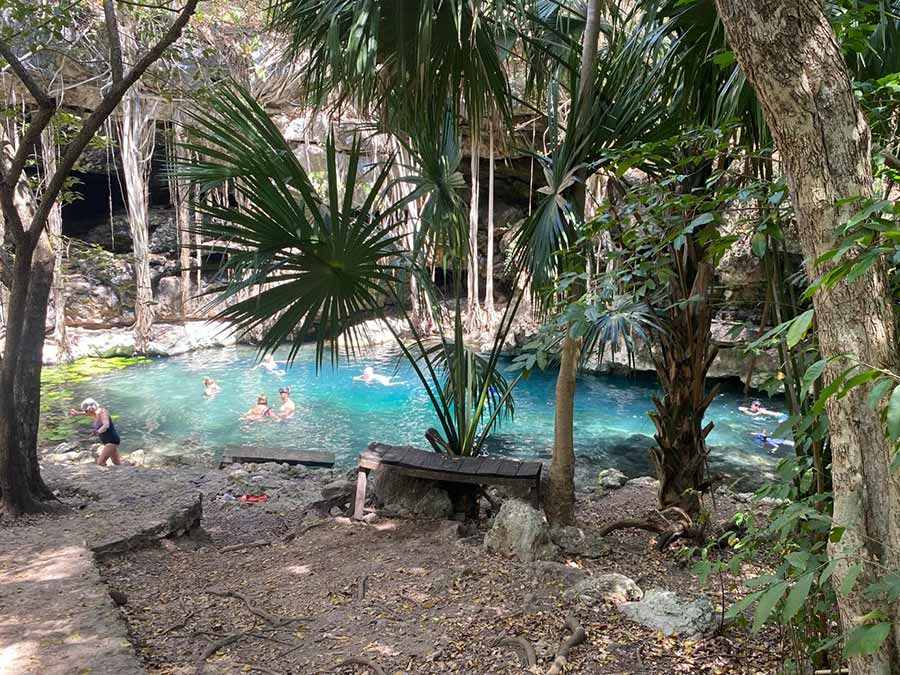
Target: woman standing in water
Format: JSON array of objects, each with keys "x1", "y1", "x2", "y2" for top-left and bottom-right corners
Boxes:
[{"x1": 69, "y1": 398, "x2": 123, "y2": 466}]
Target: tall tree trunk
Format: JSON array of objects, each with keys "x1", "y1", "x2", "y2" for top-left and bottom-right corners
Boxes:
[
  {"x1": 484, "y1": 119, "x2": 495, "y2": 319},
  {"x1": 546, "y1": 0, "x2": 602, "y2": 526},
  {"x1": 648, "y1": 239, "x2": 718, "y2": 514},
  {"x1": 467, "y1": 125, "x2": 481, "y2": 322},
  {"x1": 171, "y1": 118, "x2": 193, "y2": 316},
  {"x1": 715, "y1": 1, "x2": 900, "y2": 671},
  {"x1": 118, "y1": 86, "x2": 158, "y2": 352},
  {"x1": 41, "y1": 128, "x2": 69, "y2": 359}
]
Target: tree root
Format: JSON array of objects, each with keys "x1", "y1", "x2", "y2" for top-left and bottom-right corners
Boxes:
[
  {"x1": 195, "y1": 630, "x2": 245, "y2": 674},
  {"x1": 204, "y1": 587, "x2": 285, "y2": 626},
  {"x1": 545, "y1": 615, "x2": 586, "y2": 675},
  {"x1": 160, "y1": 610, "x2": 195, "y2": 635},
  {"x1": 356, "y1": 575, "x2": 368, "y2": 602},
  {"x1": 221, "y1": 539, "x2": 272, "y2": 553},
  {"x1": 598, "y1": 507, "x2": 704, "y2": 550},
  {"x1": 240, "y1": 664, "x2": 283, "y2": 675},
  {"x1": 497, "y1": 636, "x2": 537, "y2": 667},
  {"x1": 281, "y1": 519, "x2": 326, "y2": 544},
  {"x1": 332, "y1": 656, "x2": 386, "y2": 675}
]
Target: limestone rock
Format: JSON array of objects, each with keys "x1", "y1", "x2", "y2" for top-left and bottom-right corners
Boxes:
[
  {"x1": 413, "y1": 486, "x2": 454, "y2": 519},
  {"x1": 484, "y1": 499, "x2": 558, "y2": 563},
  {"x1": 564, "y1": 573, "x2": 643, "y2": 605},
  {"x1": 321, "y1": 479, "x2": 355, "y2": 501},
  {"x1": 627, "y1": 476, "x2": 659, "y2": 489},
  {"x1": 618, "y1": 589, "x2": 716, "y2": 638},
  {"x1": 550, "y1": 526, "x2": 607, "y2": 559},
  {"x1": 597, "y1": 468, "x2": 628, "y2": 490},
  {"x1": 127, "y1": 449, "x2": 147, "y2": 467}
]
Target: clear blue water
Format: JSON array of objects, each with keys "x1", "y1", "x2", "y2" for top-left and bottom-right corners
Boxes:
[{"x1": 52, "y1": 346, "x2": 790, "y2": 489}]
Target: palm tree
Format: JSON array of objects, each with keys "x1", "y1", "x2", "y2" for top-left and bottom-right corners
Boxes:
[{"x1": 177, "y1": 83, "x2": 524, "y2": 466}]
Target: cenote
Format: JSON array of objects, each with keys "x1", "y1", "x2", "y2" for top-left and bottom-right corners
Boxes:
[{"x1": 42, "y1": 346, "x2": 789, "y2": 489}]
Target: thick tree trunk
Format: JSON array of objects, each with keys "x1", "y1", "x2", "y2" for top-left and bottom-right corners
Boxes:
[
  {"x1": 41, "y1": 128, "x2": 69, "y2": 359},
  {"x1": 648, "y1": 241, "x2": 718, "y2": 515},
  {"x1": 546, "y1": 334, "x2": 580, "y2": 526},
  {"x1": 715, "y1": 1, "x2": 900, "y2": 671},
  {"x1": 118, "y1": 87, "x2": 158, "y2": 352}
]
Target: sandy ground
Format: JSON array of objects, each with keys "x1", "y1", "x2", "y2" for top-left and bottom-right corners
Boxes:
[{"x1": 98, "y1": 480, "x2": 783, "y2": 674}]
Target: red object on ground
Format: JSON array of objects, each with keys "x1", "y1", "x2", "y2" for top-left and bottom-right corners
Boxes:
[{"x1": 238, "y1": 494, "x2": 267, "y2": 503}]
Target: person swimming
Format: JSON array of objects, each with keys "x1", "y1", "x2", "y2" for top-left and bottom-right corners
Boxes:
[
  {"x1": 254, "y1": 354, "x2": 285, "y2": 376},
  {"x1": 277, "y1": 386, "x2": 296, "y2": 419},
  {"x1": 739, "y1": 400, "x2": 785, "y2": 419},
  {"x1": 242, "y1": 394, "x2": 273, "y2": 422},
  {"x1": 352, "y1": 366, "x2": 401, "y2": 386},
  {"x1": 203, "y1": 377, "x2": 220, "y2": 398},
  {"x1": 751, "y1": 431, "x2": 795, "y2": 453},
  {"x1": 69, "y1": 398, "x2": 123, "y2": 466}
]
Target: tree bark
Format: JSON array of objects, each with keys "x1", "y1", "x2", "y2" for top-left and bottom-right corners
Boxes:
[
  {"x1": 546, "y1": 333, "x2": 580, "y2": 525},
  {"x1": 484, "y1": 119, "x2": 495, "y2": 318},
  {"x1": 545, "y1": 0, "x2": 601, "y2": 526},
  {"x1": 715, "y1": 1, "x2": 900, "y2": 671},
  {"x1": 40, "y1": 128, "x2": 69, "y2": 359},
  {"x1": 467, "y1": 124, "x2": 481, "y2": 322},
  {"x1": 118, "y1": 85, "x2": 159, "y2": 353},
  {"x1": 171, "y1": 119, "x2": 193, "y2": 316}
]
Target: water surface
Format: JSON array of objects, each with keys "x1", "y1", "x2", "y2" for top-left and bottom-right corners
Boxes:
[{"x1": 50, "y1": 346, "x2": 789, "y2": 489}]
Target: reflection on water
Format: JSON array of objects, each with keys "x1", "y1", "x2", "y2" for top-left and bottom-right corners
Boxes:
[{"x1": 47, "y1": 345, "x2": 790, "y2": 489}]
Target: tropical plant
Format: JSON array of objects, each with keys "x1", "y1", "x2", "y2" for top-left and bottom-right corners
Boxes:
[{"x1": 178, "y1": 83, "x2": 524, "y2": 462}]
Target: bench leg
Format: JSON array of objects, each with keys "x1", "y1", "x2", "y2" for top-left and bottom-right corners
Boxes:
[{"x1": 353, "y1": 469, "x2": 368, "y2": 520}]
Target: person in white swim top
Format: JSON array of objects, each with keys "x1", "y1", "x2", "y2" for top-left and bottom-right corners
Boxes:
[{"x1": 353, "y1": 366, "x2": 401, "y2": 386}]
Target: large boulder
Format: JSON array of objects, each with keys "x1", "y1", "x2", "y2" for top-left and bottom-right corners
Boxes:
[
  {"x1": 564, "y1": 573, "x2": 643, "y2": 605},
  {"x1": 597, "y1": 468, "x2": 628, "y2": 490},
  {"x1": 618, "y1": 589, "x2": 716, "y2": 638},
  {"x1": 368, "y1": 457, "x2": 454, "y2": 518},
  {"x1": 413, "y1": 486, "x2": 453, "y2": 518},
  {"x1": 484, "y1": 499, "x2": 558, "y2": 563},
  {"x1": 550, "y1": 526, "x2": 607, "y2": 559},
  {"x1": 321, "y1": 479, "x2": 355, "y2": 502},
  {"x1": 156, "y1": 276, "x2": 183, "y2": 319}
]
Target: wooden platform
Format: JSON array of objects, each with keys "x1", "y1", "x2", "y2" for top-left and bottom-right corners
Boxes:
[
  {"x1": 218, "y1": 445, "x2": 335, "y2": 468},
  {"x1": 353, "y1": 443, "x2": 542, "y2": 519}
]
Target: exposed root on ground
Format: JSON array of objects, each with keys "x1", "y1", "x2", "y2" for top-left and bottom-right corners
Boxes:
[
  {"x1": 281, "y1": 519, "x2": 326, "y2": 544},
  {"x1": 544, "y1": 615, "x2": 586, "y2": 675},
  {"x1": 497, "y1": 635, "x2": 537, "y2": 668},
  {"x1": 598, "y1": 506, "x2": 704, "y2": 550},
  {"x1": 221, "y1": 539, "x2": 271, "y2": 553},
  {"x1": 333, "y1": 656, "x2": 386, "y2": 675},
  {"x1": 356, "y1": 575, "x2": 368, "y2": 602},
  {"x1": 195, "y1": 630, "x2": 246, "y2": 674}
]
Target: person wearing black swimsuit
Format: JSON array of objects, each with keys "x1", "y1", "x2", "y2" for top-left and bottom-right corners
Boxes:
[{"x1": 69, "y1": 398, "x2": 123, "y2": 466}]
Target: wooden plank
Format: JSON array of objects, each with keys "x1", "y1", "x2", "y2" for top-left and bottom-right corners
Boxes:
[
  {"x1": 380, "y1": 446, "x2": 413, "y2": 465},
  {"x1": 494, "y1": 460, "x2": 522, "y2": 478},
  {"x1": 220, "y1": 445, "x2": 334, "y2": 468},
  {"x1": 515, "y1": 461, "x2": 543, "y2": 478},
  {"x1": 353, "y1": 469, "x2": 368, "y2": 520},
  {"x1": 477, "y1": 458, "x2": 504, "y2": 476}
]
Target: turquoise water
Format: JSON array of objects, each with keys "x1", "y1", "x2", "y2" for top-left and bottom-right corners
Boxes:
[{"x1": 53, "y1": 346, "x2": 790, "y2": 489}]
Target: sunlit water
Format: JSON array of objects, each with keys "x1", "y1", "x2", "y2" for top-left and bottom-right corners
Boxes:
[{"x1": 50, "y1": 346, "x2": 790, "y2": 489}]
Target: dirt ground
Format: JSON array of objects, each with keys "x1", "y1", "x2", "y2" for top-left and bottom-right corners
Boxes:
[{"x1": 97, "y1": 480, "x2": 784, "y2": 675}]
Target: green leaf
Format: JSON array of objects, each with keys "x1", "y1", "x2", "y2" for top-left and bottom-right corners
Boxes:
[
  {"x1": 782, "y1": 573, "x2": 815, "y2": 623},
  {"x1": 725, "y1": 590, "x2": 764, "y2": 620},
  {"x1": 868, "y1": 378, "x2": 894, "y2": 410},
  {"x1": 786, "y1": 310, "x2": 815, "y2": 348},
  {"x1": 785, "y1": 551, "x2": 810, "y2": 569},
  {"x1": 753, "y1": 581, "x2": 788, "y2": 632},
  {"x1": 844, "y1": 623, "x2": 891, "y2": 658},
  {"x1": 840, "y1": 562, "x2": 864, "y2": 597},
  {"x1": 800, "y1": 359, "x2": 828, "y2": 395},
  {"x1": 688, "y1": 213, "x2": 715, "y2": 229},
  {"x1": 750, "y1": 232, "x2": 767, "y2": 258},
  {"x1": 711, "y1": 50, "x2": 735, "y2": 66},
  {"x1": 887, "y1": 384, "x2": 900, "y2": 440},
  {"x1": 820, "y1": 558, "x2": 839, "y2": 584}
]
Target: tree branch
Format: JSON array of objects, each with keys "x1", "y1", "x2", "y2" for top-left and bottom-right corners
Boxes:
[
  {"x1": 103, "y1": 0, "x2": 125, "y2": 85},
  {"x1": 0, "y1": 247, "x2": 13, "y2": 288},
  {"x1": 27, "y1": 0, "x2": 200, "y2": 245},
  {"x1": 0, "y1": 42, "x2": 57, "y2": 190}
]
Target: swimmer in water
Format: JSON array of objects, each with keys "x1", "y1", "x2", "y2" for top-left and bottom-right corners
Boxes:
[
  {"x1": 203, "y1": 377, "x2": 220, "y2": 398},
  {"x1": 739, "y1": 400, "x2": 784, "y2": 419},
  {"x1": 242, "y1": 393, "x2": 273, "y2": 422},
  {"x1": 352, "y1": 366, "x2": 402, "y2": 386},
  {"x1": 751, "y1": 431, "x2": 795, "y2": 453},
  {"x1": 277, "y1": 386, "x2": 296, "y2": 419},
  {"x1": 254, "y1": 354, "x2": 285, "y2": 376}
]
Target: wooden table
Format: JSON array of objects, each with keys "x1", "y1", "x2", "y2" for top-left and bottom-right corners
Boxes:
[{"x1": 353, "y1": 443, "x2": 542, "y2": 519}]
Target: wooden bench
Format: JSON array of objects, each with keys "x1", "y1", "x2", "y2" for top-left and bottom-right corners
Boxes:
[
  {"x1": 218, "y1": 445, "x2": 335, "y2": 468},
  {"x1": 353, "y1": 443, "x2": 542, "y2": 519}
]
